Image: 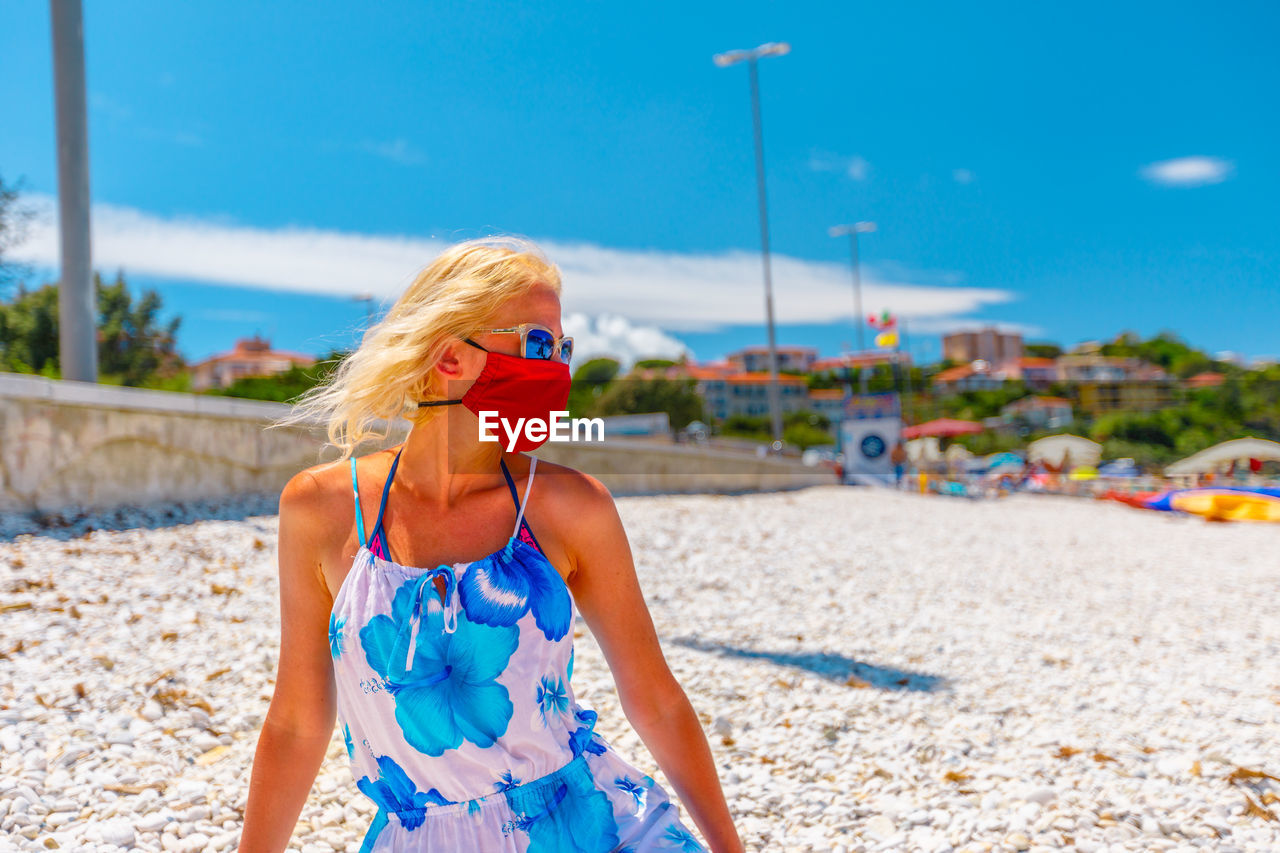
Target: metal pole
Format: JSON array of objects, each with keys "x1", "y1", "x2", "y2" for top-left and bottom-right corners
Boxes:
[
  {"x1": 849, "y1": 233, "x2": 864, "y2": 353},
  {"x1": 901, "y1": 316, "x2": 913, "y2": 404},
  {"x1": 50, "y1": 0, "x2": 96, "y2": 382},
  {"x1": 747, "y1": 58, "x2": 784, "y2": 449}
]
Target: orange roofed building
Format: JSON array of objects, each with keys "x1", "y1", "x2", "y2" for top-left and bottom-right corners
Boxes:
[
  {"x1": 190, "y1": 335, "x2": 317, "y2": 391},
  {"x1": 1185, "y1": 372, "x2": 1226, "y2": 389},
  {"x1": 627, "y1": 353, "x2": 826, "y2": 422}
]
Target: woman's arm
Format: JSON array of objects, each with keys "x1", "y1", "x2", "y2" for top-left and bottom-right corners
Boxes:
[
  {"x1": 239, "y1": 470, "x2": 339, "y2": 852},
  {"x1": 564, "y1": 474, "x2": 744, "y2": 853}
]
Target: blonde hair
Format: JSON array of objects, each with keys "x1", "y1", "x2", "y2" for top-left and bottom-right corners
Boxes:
[{"x1": 269, "y1": 236, "x2": 562, "y2": 460}]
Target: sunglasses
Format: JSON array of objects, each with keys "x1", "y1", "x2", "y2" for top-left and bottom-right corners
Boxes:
[{"x1": 471, "y1": 323, "x2": 574, "y2": 364}]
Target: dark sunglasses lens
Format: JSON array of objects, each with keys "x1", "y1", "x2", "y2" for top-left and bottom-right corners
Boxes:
[
  {"x1": 559, "y1": 340, "x2": 573, "y2": 364},
  {"x1": 525, "y1": 328, "x2": 555, "y2": 360}
]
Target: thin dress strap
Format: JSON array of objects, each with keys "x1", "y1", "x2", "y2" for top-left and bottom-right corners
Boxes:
[
  {"x1": 350, "y1": 457, "x2": 367, "y2": 549},
  {"x1": 510, "y1": 456, "x2": 537, "y2": 539},
  {"x1": 369, "y1": 447, "x2": 404, "y2": 558}
]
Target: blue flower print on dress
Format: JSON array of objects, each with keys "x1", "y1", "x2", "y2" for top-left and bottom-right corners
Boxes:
[
  {"x1": 494, "y1": 771, "x2": 522, "y2": 793},
  {"x1": 661, "y1": 825, "x2": 706, "y2": 852},
  {"x1": 567, "y1": 708, "x2": 607, "y2": 759},
  {"x1": 342, "y1": 722, "x2": 355, "y2": 760},
  {"x1": 328, "y1": 613, "x2": 346, "y2": 658},
  {"x1": 360, "y1": 575, "x2": 519, "y2": 757},
  {"x1": 614, "y1": 775, "x2": 650, "y2": 812},
  {"x1": 507, "y1": 778, "x2": 620, "y2": 852},
  {"x1": 536, "y1": 674, "x2": 570, "y2": 727},
  {"x1": 458, "y1": 537, "x2": 571, "y2": 641},
  {"x1": 355, "y1": 754, "x2": 455, "y2": 832},
  {"x1": 567, "y1": 647, "x2": 574, "y2": 682}
]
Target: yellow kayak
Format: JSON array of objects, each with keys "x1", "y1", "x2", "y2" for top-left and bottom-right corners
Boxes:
[{"x1": 1169, "y1": 490, "x2": 1280, "y2": 522}]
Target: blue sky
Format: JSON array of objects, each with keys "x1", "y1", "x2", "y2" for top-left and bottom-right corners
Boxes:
[{"x1": 2, "y1": 1, "x2": 1277, "y2": 366}]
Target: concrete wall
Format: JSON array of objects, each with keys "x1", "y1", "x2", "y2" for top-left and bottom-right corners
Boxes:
[
  {"x1": 0, "y1": 374, "x2": 834, "y2": 515},
  {"x1": 0, "y1": 373, "x2": 379, "y2": 515}
]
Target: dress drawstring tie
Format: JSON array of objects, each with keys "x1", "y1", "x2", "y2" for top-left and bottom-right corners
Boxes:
[{"x1": 397, "y1": 565, "x2": 459, "y2": 680}]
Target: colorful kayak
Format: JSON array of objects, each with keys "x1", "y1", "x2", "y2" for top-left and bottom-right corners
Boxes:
[{"x1": 1142, "y1": 487, "x2": 1280, "y2": 522}]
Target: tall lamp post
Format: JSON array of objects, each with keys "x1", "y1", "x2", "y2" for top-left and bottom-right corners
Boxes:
[
  {"x1": 714, "y1": 41, "x2": 789, "y2": 451},
  {"x1": 51, "y1": 0, "x2": 96, "y2": 382},
  {"x1": 828, "y1": 221, "x2": 876, "y2": 394},
  {"x1": 828, "y1": 221, "x2": 877, "y2": 351}
]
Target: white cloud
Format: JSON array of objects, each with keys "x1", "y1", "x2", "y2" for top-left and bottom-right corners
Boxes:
[
  {"x1": 952, "y1": 168, "x2": 974, "y2": 185},
  {"x1": 809, "y1": 150, "x2": 870, "y2": 181},
  {"x1": 562, "y1": 312, "x2": 690, "y2": 370},
  {"x1": 1139, "y1": 156, "x2": 1234, "y2": 187},
  {"x1": 12, "y1": 194, "x2": 1017, "y2": 337}
]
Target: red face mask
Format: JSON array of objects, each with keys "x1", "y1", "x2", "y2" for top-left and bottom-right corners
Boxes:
[{"x1": 418, "y1": 338, "x2": 572, "y2": 452}]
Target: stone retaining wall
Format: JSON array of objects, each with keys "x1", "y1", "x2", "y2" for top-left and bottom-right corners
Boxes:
[{"x1": 0, "y1": 374, "x2": 835, "y2": 515}]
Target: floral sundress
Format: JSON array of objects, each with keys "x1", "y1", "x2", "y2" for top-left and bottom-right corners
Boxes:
[{"x1": 330, "y1": 447, "x2": 706, "y2": 851}]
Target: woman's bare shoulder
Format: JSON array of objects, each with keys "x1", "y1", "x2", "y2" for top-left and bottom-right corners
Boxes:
[
  {"x1": 278, "y1": 456, "x2": 358, "y2": 538},
  {"x1": 525, "y1": 455, "x2": 614, "y2": 513},
  {"x1": 521, "y1": 455, "x2": 621, "y2": 574}
]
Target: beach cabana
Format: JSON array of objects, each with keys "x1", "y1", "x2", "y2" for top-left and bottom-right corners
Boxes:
[
  {"x1": 1027, "y1": 434, "x2": 1102, "y2": 468},
  {"x1": 1164, "y1": 438, "x2": 1280, "y2": 478},
  {"x1": 902, "y1": 418, "x2": 983, "y2": 439}
]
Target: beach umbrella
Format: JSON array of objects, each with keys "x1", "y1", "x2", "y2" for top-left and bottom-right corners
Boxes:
[
  {"x1": 985, "y1": 451, "x2": 1025, "y2": 472},
  {"x1": 1027, "y1": 434, "x2": 1102, "y2": 468},
  {"x1": 1163, "y1": 438, "x2": 1280, "y2": 477}
]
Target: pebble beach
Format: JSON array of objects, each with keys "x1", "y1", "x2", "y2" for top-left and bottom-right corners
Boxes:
[{"x1": 1, "y1": 485, "x2": 1278, "y2": 853}]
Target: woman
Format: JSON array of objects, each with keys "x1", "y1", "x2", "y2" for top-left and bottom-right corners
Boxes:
[{"x1": 240, "y1": 239, "x2": 743, "y2": 852}]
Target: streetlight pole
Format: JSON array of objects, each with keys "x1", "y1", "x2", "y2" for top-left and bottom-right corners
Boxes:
[
  {"x1": 828, "y1": 221, "x2": 877, "y2": 353},
  {"x1": 829, "y1": 221, "x2": 876, "y2": 395},
  {"x1": 715, "y1": 41, "x2": 789, "y2": 452},
  {"x1": 50, "y1": 0, "x2": 96, "y2": 382}
]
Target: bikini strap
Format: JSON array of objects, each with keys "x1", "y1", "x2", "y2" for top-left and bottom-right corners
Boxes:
[
  {"x1": 369, "y1": 447, "x2": 404, "y2": 548},
  {"x1": 350, "y1": 456, "x2": 367, "y2": 549},
  {"x1": 510, "y1": 456, "x2": 538, "y2": 540}
]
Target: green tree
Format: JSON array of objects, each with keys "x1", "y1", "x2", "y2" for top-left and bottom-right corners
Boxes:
[
  {"x1": 96, "y1": 271, "x2": 184, "y2": 385},
  {"x1": 934, "y1": 383, "x2": 1028, "y2": 420},
  {"x1": 1100, "y1": 330, "x2": 1218, "y2": 379},
  {"x1": 566, "y1": 357, "x2": 619, "y2": 418},
  {"x1": 0, "y1": 281, "x2": 60, "y2": 373},
  {"x1": 586, "y1": 376, "x2": 704, "y2": 430},
  {"x1": 1024, "y1": 342, "x2": 1062, "y2": 358},
  {"x1": 718, "y1": 410, "x2": 833, "y2": 447},
  {"x1": 783, "y1": 422, "x2": 835, "y2": 449},
  {"x1": 0, "y1": 172, "x2": 35, "y2": 290},
  {"x1": 0, "y1": 272, "x2": 185, "y2": 386},
  {"x1": 805, "y1": 369, "x2": 843, "y2": 391},
  {"x1": 207, "y1": 349, "x2": 348, "y2": 402}
]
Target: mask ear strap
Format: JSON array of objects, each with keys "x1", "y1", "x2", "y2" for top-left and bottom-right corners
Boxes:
[{"x1": 418, "y1": 337, "x2": 487, "y2": 407}]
